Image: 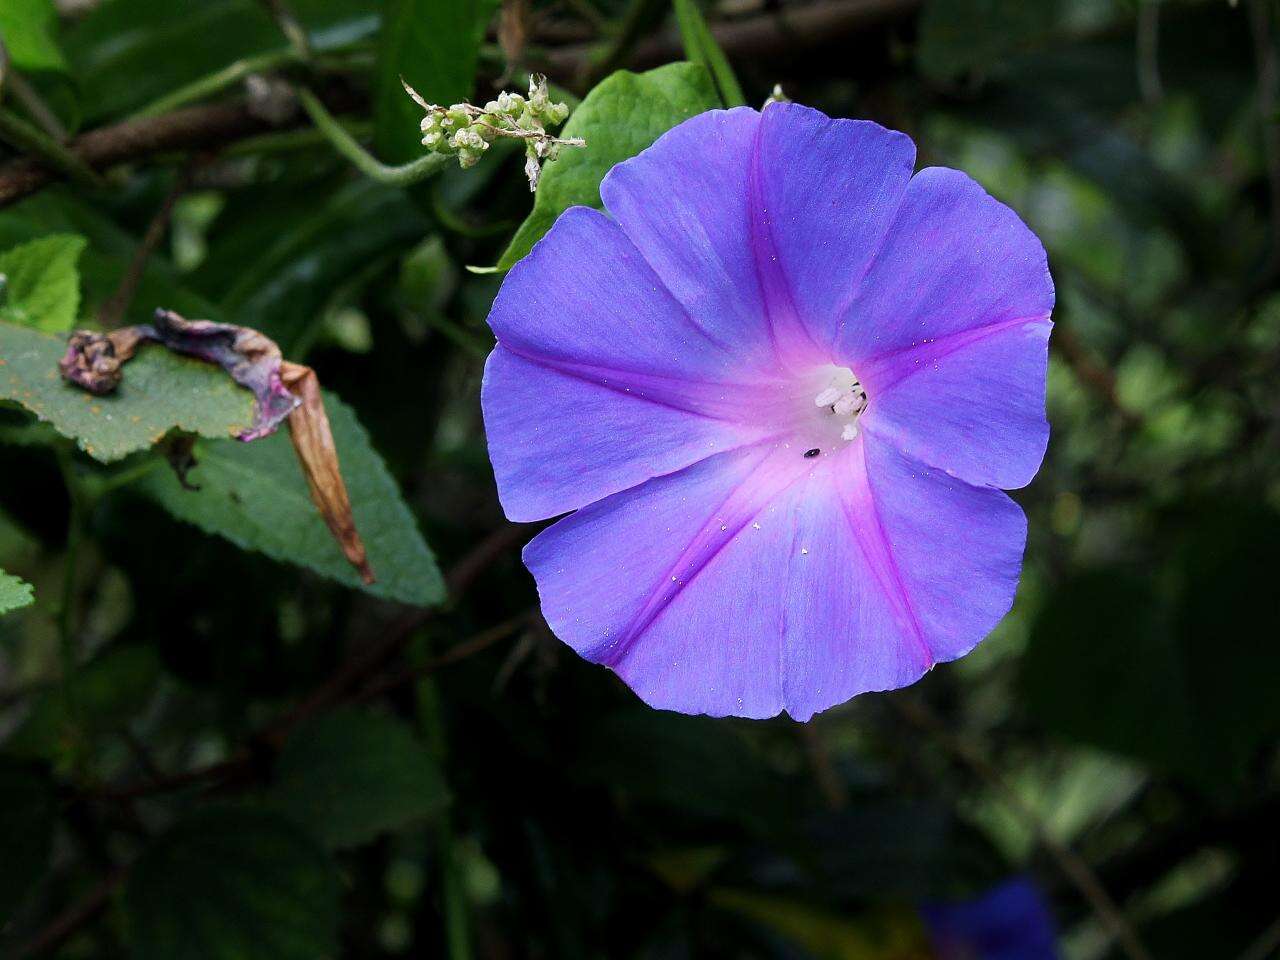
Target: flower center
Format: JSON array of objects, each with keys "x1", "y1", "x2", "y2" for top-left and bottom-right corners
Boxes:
[
  {"x1": 811, "y1": 366, "x2": 867, "y2": 441},
  {"x1": 784, "y1": 365, "x2": 868, "y2": 460}
]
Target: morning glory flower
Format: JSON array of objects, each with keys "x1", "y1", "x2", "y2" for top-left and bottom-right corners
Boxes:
[
  {"x1": 922, "y1": 877, "x2": 1059, "y2": 959},
  {"x1": 482, "y1": 103, "x2": 1052, "y2": 720}
]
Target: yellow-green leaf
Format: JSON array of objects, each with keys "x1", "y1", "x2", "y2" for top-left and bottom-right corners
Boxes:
[{"x1": 0, "y1": 235, "x2": 87, "y2": 332}]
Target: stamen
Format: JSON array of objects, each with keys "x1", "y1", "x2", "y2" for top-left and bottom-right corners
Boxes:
[
  {"x1": 811, "y1": 375, "x2": 868, "y2": 442},
  {"x1": 813, "y1": 387, "x2": 841, "y2": 408}
]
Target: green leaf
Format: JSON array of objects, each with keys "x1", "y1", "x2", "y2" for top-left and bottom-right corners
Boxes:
[
  {"x1": 375, "y1": 0, "x2": 497, "y2": 164},
  {"x1": 495, "y1": 62, "x2": 721, "y2": 270},
  {"x1": 6, "y1": 646, "x2": 161, "y2": 761},
  {"x1": 0, "y1": 759, "x2": 57, "y2": 926},
  {"x1": 125, "y1": 806, "x2": 341, "y2": 960},
  {"x1": 0, "y1": 323, "x2": 255, "y2": 463},
  {"x1": 0, "y1": 0, "x2": 67, "y2": 73},
  {"x1": 271, "y1": 708, "x2": 449, "y2": 849},
  {"x1": 0, "y1": 235, "x2": 87, "y2": 332},
  {"x1": 0, "y1": 568, "x2": 35, "y2": 615},
  {"x1": 671, "y1": 0, "x2": 746, "y2": 107},
  {"x1": 0, "y1": 190, "x2": 224, "y2": 330},
  {"x1": 136, "y1": 392, "x2": 444, "y2": 606}
]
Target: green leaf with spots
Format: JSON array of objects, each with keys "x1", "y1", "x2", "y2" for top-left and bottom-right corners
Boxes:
[
  {"x1": 0, "y1": 235, "x2": 87, "y2": 332},
  {"x1": 271, "y1": 708, "x2": 450, "y2": 849},
  {"x1": 136, "y1": 392, "x2": 443, "y2": 606},
  {"x1": 125, "y1": 806, "x2": 341, "y2": 960},
  {"x1": 0, "y1": 568, "x2": 34, "y2": 616},
  {"x1": 494, "y1": 62, "x2": 721, "y2": 270},
  {"x1": 0, "y1": 323, "x2": 254, "y2": 462}
]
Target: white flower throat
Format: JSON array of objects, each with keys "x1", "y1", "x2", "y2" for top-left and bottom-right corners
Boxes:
[{"x1": 813, "y1": 373, "x2": 868, "y2": 442}]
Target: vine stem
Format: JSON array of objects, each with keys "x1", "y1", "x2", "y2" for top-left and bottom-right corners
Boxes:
[
  {"x1": 891, "y1": 695, "x2": 1154, "y2": 960},
  {"x1": 130, "y1": 50, "x2": 301, "y2": 120},
  {"x1": 55, "y1": 449, "x2": 87, "y2": 726},
  {"x1": 0, "y1": 109, "x2": 102, "y2": 189},
  {"x1": 295, "y1": 87, "x2": 448, "y2": 186}
]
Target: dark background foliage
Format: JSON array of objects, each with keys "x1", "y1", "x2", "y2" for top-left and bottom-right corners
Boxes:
[{"x1": 1, "y1": 0, "x2": 1278, "y2": 957}]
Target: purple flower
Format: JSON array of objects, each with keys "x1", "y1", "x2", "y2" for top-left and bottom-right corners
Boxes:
[
  {"x1": 482, "y1": 103, "x2": 1052, "y2": 720},
  {"x1": 921, "y1": 878, "x2": 1059, "y2": 959}
]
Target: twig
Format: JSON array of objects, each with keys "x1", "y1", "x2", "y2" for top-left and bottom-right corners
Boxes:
[
  {"x1": 0, "y1": 109, "x2": 103, "y2": 189},
  {"x1": 95, "y1": 165, "x2": 199, "y2": 329},
  {"x1": 130, "y1": 50, "x2": 302, "y2": 120},
  {"x1": 0, "y1": 40, "x2": 69, "y2": 140},
  {"x1": 0, "y1": 97, "x2": 316, "y2": 207},
  {"x1": 797, "y1": 724, "x2": 848, "y2": 811},
  {"x1": 295, "y1": 86, "x2": 449, "y2": 186},
  {"x1": 352, "y1": 610, "x2": 535, "y2": 704},
  {"x1": 13, "y1": 868, "x2": 125, "y2": 959},
  {"x1": 445, "y1": 523, "x2": 531, "y2": 597},
  {"x1": 1250, "y1": 0, "x2": 1280, "y2": 275},
  {"x1": 580, "y1": 0, "x2": 669, "y2": 86},
  {"x1": 1237, "y1": 914, "x2": 1280, "y2": 960},
  {"x1": 1052, "y1": 323, "x2": 1142, "y2": 426},
  {"x1": 0, "y1": 0, "x2": 921, "y2": 208},
  {"x1": 891, "y1": 695, "x2": 1154, "y2": 960},
  {"x1": 540, "y1": 0, "x2": 922, "y2": 78},
  {"x1": 89, "y1": 524, "x2": 530, "y2": 802},
  {"x1": 258, "y1": 0, "x2": 314, "y2": 61},
  {"x1": 1136, "y1": 0, "x2": 1163, "y2": 105}
]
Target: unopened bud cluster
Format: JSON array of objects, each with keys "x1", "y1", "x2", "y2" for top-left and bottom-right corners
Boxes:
[{"x1": 403, "y1": 74, "x2": 583, "y2": 190}]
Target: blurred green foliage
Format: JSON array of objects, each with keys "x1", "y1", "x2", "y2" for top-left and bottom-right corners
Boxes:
[{"x1": 0, "y1": 0, "x2": 1278, "y2": 958}]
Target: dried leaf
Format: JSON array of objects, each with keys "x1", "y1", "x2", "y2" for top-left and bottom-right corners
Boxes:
[
  {"x1": 280, "y1": 362, "x2": 374, "y2": 585},
  {"x1": 56, "y1": 310, "x2": 374, "y2": 584}
]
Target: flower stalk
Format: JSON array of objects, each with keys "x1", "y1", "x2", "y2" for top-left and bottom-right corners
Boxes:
[{"x1": 402, "y1": 74, "x2": 583, "y2": 191}]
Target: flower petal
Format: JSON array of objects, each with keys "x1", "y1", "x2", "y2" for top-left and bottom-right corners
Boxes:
[
  {"x1": 523, "y1": 444, "x2": 806, "y2": 718},
  {"x1": 483, "y1": 347, "x2": 771, "y2": 522},
  {"x1": 859, "y1": 317, "x2": 1051, "y2": 489},
  {"x1": 488, "y1": 204, "x2": 746, "y2": 378},
  {"x1": 782, "y1": 437, "x2": 1027, "y2": 720},
  {"x1": 599, "y1": 108, "x2": 780, "y2": 368},
  {"x1": 833, "y1": 167, "x2": 1053, "y2": 487},
  {"x1": 523, "y1": 437, "x2": 1025, "y2": 720},
  {"x1": 752, "y1": 103, "x2": 916, "y2": 358},
  {"x1": 483, "y1": 205, "x2": 782, "y2": 520}
]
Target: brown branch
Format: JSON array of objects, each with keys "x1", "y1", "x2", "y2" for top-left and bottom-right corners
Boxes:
[
  {"x1": 0, "y1": 87, "x2": 357, "y2": 208},
  {"x1": 0, "y1": 101, "x2": 269, "y2": 206},
  {"x1": 13, "y1": 869, "x2": 125, "y2": 960},
  {"x1": 539, "y1": 0, "x2": 923, "y2": 79},
  {"x1": 352, "y1": 610, "x2": 535, "y2": 704},
  {"x1": 797, "y1": 723, "x2": 849, "y2": 811},
  {"x1": 1250, "y1": 0, "x2": 1280, "y2": 276},
  {"x1": 0, "y1": 1, "x2": 919, "y2": 208},
  {"x1": 95, "y1": 164, "x2": 200, "y2": 329},
  {"x1": 1053, "y1": 323, "x2": 1142, "y2": 427},
  {"x1": 891, "y1": 695, "x2": 1154, "y2": 960},
  {"x1": 1237, "y1": 914, "x2": 1280, "y2": 960}
]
